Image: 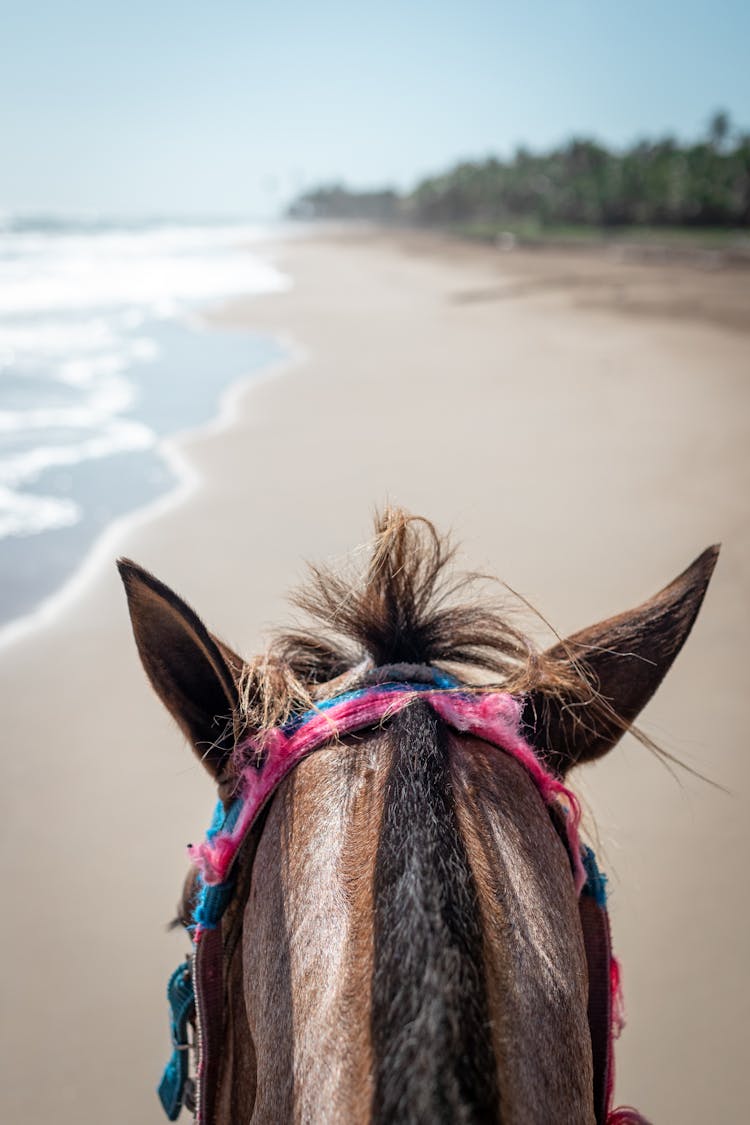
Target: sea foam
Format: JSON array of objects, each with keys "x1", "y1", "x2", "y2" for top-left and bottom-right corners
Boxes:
[
  {"x1": 0, "y1": 218, "x2": 289, "y2": 626},
  {"x1": 0, "y1": 220, "x2": 288, "y2": 541}
]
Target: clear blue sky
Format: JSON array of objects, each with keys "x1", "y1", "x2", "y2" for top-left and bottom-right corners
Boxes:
[{"x1": 2, "y1": 0, "x2": 748, "y2": 218}]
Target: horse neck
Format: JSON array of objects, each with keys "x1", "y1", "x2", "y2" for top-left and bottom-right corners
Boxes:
[{"x1": 236, "y1": 701, "x2": 594, "y2": 1125}]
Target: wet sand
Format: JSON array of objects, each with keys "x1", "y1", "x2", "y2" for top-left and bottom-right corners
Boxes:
[{"x1": 2, "y1": 230, "x2": 748, "y2": 1123}]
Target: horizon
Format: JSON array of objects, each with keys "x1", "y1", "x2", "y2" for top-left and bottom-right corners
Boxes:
[
  {"x1": 2, "y1": 1, "x2": 749, "y2": 220},
  {"x1": 3, "y1": 107, "x2": 746, "y2": 228}
]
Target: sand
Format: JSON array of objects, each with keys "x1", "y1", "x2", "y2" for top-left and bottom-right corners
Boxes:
[{"x1": 2, "y1": 229, "x2": 748, "y2": 1124}]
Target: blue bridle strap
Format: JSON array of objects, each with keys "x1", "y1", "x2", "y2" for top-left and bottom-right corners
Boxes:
[
  {"x1": 158, "y1": 808, "x2": 239, "y2": 1118},
  {"x1": 158, "y1": 961, "x2": 196, "y2": 1120},
  {"x1": 158, "y1": 865, "x2": 237, "y2": 1117},
  {"x1": 581, "y1": 844, "x2": 609, "y2": 908}
]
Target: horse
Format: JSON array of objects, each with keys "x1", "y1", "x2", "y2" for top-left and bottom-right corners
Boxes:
[{"x1": 119, "y1": 510, "x2": 717, "y2": 1124}]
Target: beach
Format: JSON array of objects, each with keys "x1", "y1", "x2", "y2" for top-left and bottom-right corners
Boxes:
[{"x1": 2, "y1": 228, "x2": 748, "y2": 1123}]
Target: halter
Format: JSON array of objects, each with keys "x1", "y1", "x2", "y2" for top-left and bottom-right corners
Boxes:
[{"x1": 158, "y1": 671, "x2": 642, "y2": 1124}]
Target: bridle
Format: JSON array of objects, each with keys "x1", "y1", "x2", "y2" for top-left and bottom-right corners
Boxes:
[{"x1": 158, "y1": 668, "x2": 634, "y2": 1124}]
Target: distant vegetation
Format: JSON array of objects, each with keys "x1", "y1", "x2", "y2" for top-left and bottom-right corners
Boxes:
[
  {"x1": 288, "y1": 185, "x2": 401, "y2": 224},
  {"x1": 288, "y1": 113, "x2": 750, "y2": 241}
]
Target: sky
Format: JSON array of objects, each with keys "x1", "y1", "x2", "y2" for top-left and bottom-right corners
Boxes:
[{"x1": 1, "y1": 0, "x2": 748, "y2": 219}]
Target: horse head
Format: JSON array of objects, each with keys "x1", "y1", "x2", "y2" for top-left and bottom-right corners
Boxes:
[{"x1": 119, "y1": 511, "x2": 717, "y2": 1125}]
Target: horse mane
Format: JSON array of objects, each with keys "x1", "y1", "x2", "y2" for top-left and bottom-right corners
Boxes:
[
  {"x1": 371, "y1": 701, "x2": 500, "y2": 1120},
  {"x1": 234, "y1": 508, "x2": 585, "y2": 743}
]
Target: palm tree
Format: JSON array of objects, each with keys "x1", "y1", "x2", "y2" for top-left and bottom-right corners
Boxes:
[{"x1": 709, "y1": 110, "x2": 731, "y2": 151}]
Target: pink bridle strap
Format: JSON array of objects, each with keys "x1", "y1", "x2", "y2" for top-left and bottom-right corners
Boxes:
[
  {"x1": 185, "y1": 682, "x2": 647, "y2": 1124},
  {"x1": 188, "y1": 686, "x2": 585, "y2": 894},
  {"x1": 607, "y1": 1110, "x2": 651, "y2": 1124}
]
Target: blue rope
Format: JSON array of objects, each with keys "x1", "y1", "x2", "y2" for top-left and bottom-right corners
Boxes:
[
  {"x1": 158, "y1": 961, "x2": 194, "y2": 1120},
  {"x1": 279, "y1": 672, "x2": 460, "y2": 736},
  {"x1": 581, "y1": 844, "x2": 609, "y2": 908}
]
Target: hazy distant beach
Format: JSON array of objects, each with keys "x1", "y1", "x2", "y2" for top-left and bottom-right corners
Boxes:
[{"x1": 2, "y1": 227, "x2": 749, "y2": 1124}]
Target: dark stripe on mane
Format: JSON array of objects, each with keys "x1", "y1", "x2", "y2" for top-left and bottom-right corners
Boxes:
[{"x1": 371, "y1": 701, "x2": 499, "y2": 1124}]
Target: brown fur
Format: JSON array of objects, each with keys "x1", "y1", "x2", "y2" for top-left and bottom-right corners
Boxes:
[
  {"x1": 118, "y1": 508, "x2": 718, "y2": 1123},
  {"x1": 452, "y1": 735, "x2": 593, "y2": 1122},
  {"x1": 240, "y1": 738, "x2": 388, "y2": 1121}
]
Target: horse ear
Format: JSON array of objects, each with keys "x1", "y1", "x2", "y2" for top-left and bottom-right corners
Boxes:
[
  {"x1": 523, "y1": 546, "x2": 719, "y2": 774},
  {"x1": 117, "y1": 559, "x2": 245, "y2": 780}
]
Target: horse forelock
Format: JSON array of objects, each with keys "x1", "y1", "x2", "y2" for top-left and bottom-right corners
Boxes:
[{"x1": 228, "y1": 508, "x2": 591, "y2": 760}]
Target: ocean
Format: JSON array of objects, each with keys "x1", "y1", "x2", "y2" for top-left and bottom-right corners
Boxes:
[{"x1": 0, "y1": 216, "x2": 290, "y2": 636}]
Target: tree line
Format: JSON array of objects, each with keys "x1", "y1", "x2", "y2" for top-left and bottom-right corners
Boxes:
[{"x1": 288, "y1": 113, "x2": 750, "y2": 231}]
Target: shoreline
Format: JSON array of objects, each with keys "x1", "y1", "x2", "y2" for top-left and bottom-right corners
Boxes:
[
  {"x1": 0, "y1": 320, "x2": 300, "y2": 653},
  {"x1": 2, "y1": 228, "x2": 748, "y2": 1125},
  {"x1": 294, "y1": 217, "x2": 750, "y2": 265}
]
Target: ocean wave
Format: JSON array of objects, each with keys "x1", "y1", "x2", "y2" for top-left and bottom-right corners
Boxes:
[
  {"x1": 0, "y1": 222, "x2": 289, "y2": 316},
  {"x1": 0, "y1": 219, "x2": 290, "y2": 622},
  {"x1": 0, "y1": 315, "x2": 159, "y2": 391},
  {"x1": 0, "y1": 316, "x2": 121, "y2": 368},
  {"x1": 0, "y1": 375, "x2": 138, "y2": 433},
  {"x1": 0, "y1": 418, "x2": 155, "y2": 491},
  {"x1": 0, "y1": 485, "x2": 80, "y2": 539}
]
